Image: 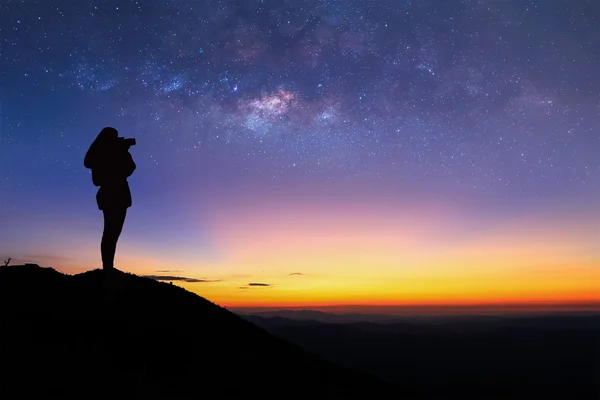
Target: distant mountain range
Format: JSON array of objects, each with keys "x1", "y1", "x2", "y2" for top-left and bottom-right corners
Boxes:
[
  {"x1": 234, "y1": 306, "x2": 600, "y2": 324},
  {"x1": 0, "y1": 264, "x2": 401, "y2": 399},
  {"x1": 240, "y1": 311, "x2": 600, "y2": 399}
]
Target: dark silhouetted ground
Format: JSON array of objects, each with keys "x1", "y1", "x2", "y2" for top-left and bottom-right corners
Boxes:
[{"x1": 0, "y1": 264, "x2": 403, "y2": 399}]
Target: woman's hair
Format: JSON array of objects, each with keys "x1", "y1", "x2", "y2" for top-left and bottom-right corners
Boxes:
[
  {"x1": 97, "y1": 127, "x2": 119, "y2": 141},
  {"x1": 85, "y1": 126, "x2": 124, "y2": 170},
  {"x1": 92, "y1": 127, "x2": 118, "y2": 150},
  {"x1": 86, "y1": 126, "x2": 119, "y2": 160}
]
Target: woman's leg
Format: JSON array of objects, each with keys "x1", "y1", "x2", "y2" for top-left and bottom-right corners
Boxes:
[{"x1": 101, "y1": 207, "x2": 128, "y2": 269}]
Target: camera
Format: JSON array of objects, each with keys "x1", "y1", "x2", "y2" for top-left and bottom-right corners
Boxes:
[{"x1": 117, "y1": 137, "x2": 136, "y2": 148}]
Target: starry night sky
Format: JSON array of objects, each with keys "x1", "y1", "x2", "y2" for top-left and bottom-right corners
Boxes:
[{"x1": 1, "y1": 0, "x2": 599, "y2": 308}]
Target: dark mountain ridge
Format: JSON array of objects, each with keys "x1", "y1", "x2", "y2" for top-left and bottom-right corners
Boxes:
[{"x1": 0, "y1": 264, "x2": 402, "y2": 399}]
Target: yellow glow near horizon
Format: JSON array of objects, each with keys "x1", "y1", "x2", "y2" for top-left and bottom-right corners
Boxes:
[{"x1": 22, "y1": 194, "x2": 600, "y2": 310}]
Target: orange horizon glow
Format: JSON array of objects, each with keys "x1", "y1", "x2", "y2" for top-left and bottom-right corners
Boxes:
[{"x1": 7, "y1": 189, "x2": 600, "y2": 311}]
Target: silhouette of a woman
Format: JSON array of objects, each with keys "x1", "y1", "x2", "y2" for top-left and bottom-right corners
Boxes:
[{"x1": 84, "y1": 127, "x2": 136, "y2": 271}]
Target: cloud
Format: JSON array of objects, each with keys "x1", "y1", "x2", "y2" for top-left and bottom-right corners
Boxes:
[
  {"x1": 155, "y1": 270, "x2": 182, "y2": 273},
  {"x1": 143, "y1": 275, "x2": 221, "y2": 283},
  {"x1": 288, "y1": 272, "x2": 305, "y2": 276},
  {"x1": 238, "y1": 283, "x2": 272, "y2": 289}
]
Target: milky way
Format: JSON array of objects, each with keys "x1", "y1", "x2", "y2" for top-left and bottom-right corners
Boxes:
[{"x1": 1, "y1": 0, "x2": 599, "y2": 203}]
